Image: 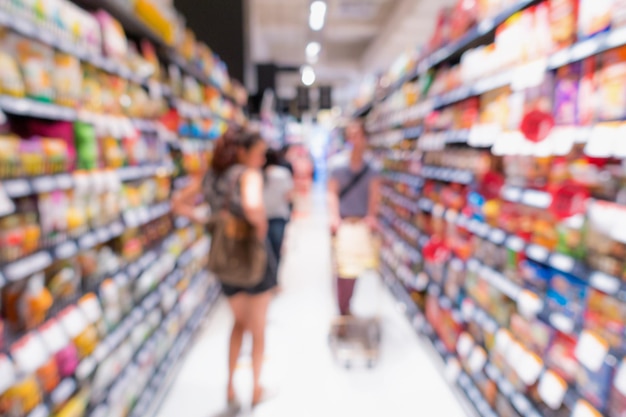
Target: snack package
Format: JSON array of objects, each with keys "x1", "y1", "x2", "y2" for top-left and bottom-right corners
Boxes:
[
  {"x1": 95, "y1": 10, "x2": 128, "y2": 61},
  {"x1": 550, "y1": 0, "x2": 578, "y2": 49},
  {"x1": 553, "y1": 63, "x2": 580, "y2": 125},
  {"x1": 11, "y1": 36, "x2": 54, "y2": 102},
  {"x1": 545, "y1": 332, "x2": 579, "y2": 382},
  {"x1": 598, "y1": 47, "x2": 626, "y2": 121},
  {"x1": 0, "y1": 40, "x2": 25, "y2": 97},
  {"x1": 53, "y1": 53, "x2": 82, "y2": 108},
  {"x1": 578, "y1": 0, "x2": 613, "y2": 39},
  {"x1": 577, "y1": 360, "x2": 615, "y2": 412},
  {"x1": 547, "y1": 270, "x2": 588, "y2": 326}
]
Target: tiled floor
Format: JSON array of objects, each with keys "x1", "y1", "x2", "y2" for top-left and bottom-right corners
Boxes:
[{"x1": 155, "y1": 188, "x2": 468, "y2": 417}]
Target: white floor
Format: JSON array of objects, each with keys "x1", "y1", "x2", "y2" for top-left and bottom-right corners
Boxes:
[{"x1": 155, "y1": 188, "x2": 468, "y2": 417}]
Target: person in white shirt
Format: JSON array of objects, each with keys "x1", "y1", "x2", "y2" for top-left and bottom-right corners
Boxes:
[{"x1": 264, "y1": 148, "x2": 294, "y2": 286}]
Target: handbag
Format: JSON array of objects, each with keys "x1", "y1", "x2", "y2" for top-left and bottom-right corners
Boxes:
[{"x1": 206, "y1": 169, "x2": 268, "y2": 288}]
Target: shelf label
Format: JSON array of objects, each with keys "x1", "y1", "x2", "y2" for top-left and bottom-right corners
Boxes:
[
  {"x1": 39, "y1": 319, "x2": 68, "y2": 354},
  {"x1": 4, "y1": 178, "x2": 31, "y2": 197},
  {"x1": 575, "y1": 330, "x2": 609, "y2": 372},
  {"x1": 50, "y1": 378, "x2": 76, "y2": 405},
  {"x1": 468, "y1": 346, "x2": 487, "y2": 374},
  {"x1": 32, "y1": 176, "x2": 57, "y2": 193},
  {"x1": 549, "y1": 312, "x2": 575, "y2": 334},
  {"x1": 0, "y1": 183, "x2": 15, "y2": 217},
  {"x1": 11, "y1": 334, "x2": 48, "y2": 374},
  {"x1": 516, "y1": 350, "x2": 544, "y2": 386},
  {"x1": 549, "y1": 253, "x2": 575, "y2": 273},
  {"x1": 506, "y1": 236, "x2": 525, "y2": 252},
  {"x1": 589, "y1": 271, "x2": 621, "y2": 295},
  {"x1": 548, "y1": 48, "x2": 572, "y2": 69},
  {"x1": 0, "y1": 355, "x2": 16, "y2": 396},
  {"x1": 502, "y1": 186, "x2": 522, "y2": 202},
  {"x1": 488, "y1": 229, "x2": 506, "y2": 245},
  {"x1": 26, "y1": 405, "x2": 49, "y2": 417},
  {"x1": 5, "y1": 251, "x2": 53, "y2": 281},
  {"x1": 538, "y1": 370, "x2": 568, "y2": 410},
  {"x1": 522, "y1": 190, "x2": 552, "y2": 208},
  {"x1": 526, "y1": 244, "x2": 549, "y2": 263},
  {"x1": 79, "y1": 232, "x2": 97, "y2": 250},
  {"x1": 517, "y1": 290, "x2": 544, "y2": 318},
  {"x1": 96, "y1": 227, "x2": 110, "y2": 243},
  {"x1": 571, "y1": 38, "x2": 601, "y2": 61},
  {"x1": 55, "y1": 241, "x2": 78, "y2": 259}
]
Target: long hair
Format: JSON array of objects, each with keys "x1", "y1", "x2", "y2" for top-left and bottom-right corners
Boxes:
[{"x1": 211, "y1": 128, "x2": 264, "y2": 175}]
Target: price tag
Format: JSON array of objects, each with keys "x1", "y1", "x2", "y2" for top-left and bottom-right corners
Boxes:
[
  {"x1": 110, "y1": 221, "x2": 125, "y2": 237},
  {"x1": 550, "y1": 312, "x2": 575, "y2": 334},
  {"x1": 79, "y1": 232, "x2": 97, "y2": 249},
  {"x1": 526, "y1": 244, "x2": 549, "y2": 263},
  {"x1": 506, "y1": 236, "x2": 525, "y2": 252},
  {"x1": 516, "y1": 350, "x2": 544, "y2": 386},
  {"x1": 79, "y1": 294, "x2": 103, "y2": 324},
  {"x1": 39, "y1": 319, "x2": 68, "y2": 354},
  {"x1": 494, "y1": 329, "x2": 514, "y2": 354},
  {"x1": 4, "y1": 178, "x2": 32, "y2": 197},
  {"x1": 32, "y1": 176, "x2": 57, "y2": 193},
  {"x1": 589, "y1": 271, "x2": 621, "y2": 295},
  {"x1": 522, "y1": 190, "x2": 552, "y2": 208},
  {"x1": 488, "y1": 229, "x2": 506, "y2": 245},
  {"x1": 0, "y1": 183, "x2": 15, "y2": 217},
  {"x1": 572, "y1": 400, "x2": 602, "y2": 417},
  {"x1": 59, "y1": 306, "x2": 88, "y2": 338},
  {"x1": 538, "y1": 370, "x2": 568, "y2": 410},
  {"x1": 96, "y1": 227, "x2": 110, "y2": 243},
  {"x1": 549, "y1": 253, "x2": 575, "y2": 273},
  {"x1": 517, "y1": 290, "x2": 544, "y2": 318},
  {"x1": 0, "y1": 355, "x2": 16, "y2": 395},
  {"x1": 502, "y1": 186, "x2": 522, "y2": 202},
  {"x1": 445, "y1": 358, "x2": 462, "y2": 383},
  {"x1": 575, "y1": 330, "x2": 609, "y2": 372},
  {"x1": 468, "y1": 346, "x2": 488, "y2": 374},
  {"x1": 51, "y1": 378, "x2": 76, "y2": 405},
  {"x1": 26, "y1": 405, "x2": 49, "y2": 417},
  {"x1": 5, "y1": 251, "x2": 53, "y2": 281},
  {"x1": 75, "y1": 356, "x2": 96, "y2": 380},
  {"x1": 11, "y1": 334, "x2": 48, "y2": 374}
]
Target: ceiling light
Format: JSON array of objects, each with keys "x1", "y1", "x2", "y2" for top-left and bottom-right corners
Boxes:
[
  {"x1": 309, "y1": 1, "x2": 327, "y2": 31},
  {"x1": 301, "y1": 66, "x2": 316, "y2": 86},
  {"x1": 306, "y1": 41, "x2": 321, "y2": 58}
]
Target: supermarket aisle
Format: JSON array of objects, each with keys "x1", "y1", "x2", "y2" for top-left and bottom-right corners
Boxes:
[{"x1": 156, "y1": 187, "x2": 467, "y2": 417}]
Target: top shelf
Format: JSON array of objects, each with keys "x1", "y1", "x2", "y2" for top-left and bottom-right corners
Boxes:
[
  {"x1": 69, "y1": 0, "x2": 239, "y2": 105},
  {"x1": 357, "y1": 0, "x2": 542, "y2": 116}
]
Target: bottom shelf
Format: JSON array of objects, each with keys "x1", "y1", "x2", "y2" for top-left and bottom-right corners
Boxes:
[{"x1": 380, "y1": 271, "x2": 491, "y2": 417}]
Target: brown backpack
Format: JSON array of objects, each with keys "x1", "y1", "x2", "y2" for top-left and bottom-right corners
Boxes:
[{"x1": 206, "y1": 169, "x2": 268, "y2": 288}]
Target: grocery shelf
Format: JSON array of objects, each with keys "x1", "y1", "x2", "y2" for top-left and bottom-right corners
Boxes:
[
  {"x1": 0, "y1": 201, "x2": 171, "y2": 284},
  {"x1": 1, "y1": 164, "x2": 173, "y2": 201},
  {"x1": 0, "y1": 95, "x2": 77, "y2": 121},
  {"x1": 0, "y1": 9, "x2": 147, "y2": 85},
  {"x1": 421, "y1": 165, "x2": 474, "y2": 185}
]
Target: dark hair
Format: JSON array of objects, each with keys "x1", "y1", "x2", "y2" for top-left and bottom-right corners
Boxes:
[
  {"x1": 212, "y1": 129, "x2": 264, "y2": 175},
  {"x1": 264, "y1": 148, "x2": 281, "y2": 169}
]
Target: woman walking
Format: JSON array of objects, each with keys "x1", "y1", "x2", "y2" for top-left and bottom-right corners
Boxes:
[{"x1": 173, "y1": 130, "x2": 276, "y2": 409}]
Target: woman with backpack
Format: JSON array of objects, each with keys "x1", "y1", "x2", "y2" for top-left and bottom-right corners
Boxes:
[{"x1": 173, "y1": 129, "x2": 276, "y2": 409}]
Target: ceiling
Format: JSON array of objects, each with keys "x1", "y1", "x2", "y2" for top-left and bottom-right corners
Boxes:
[{"x1": 247, "y1": 0, "x2": 457, "y2": 107}]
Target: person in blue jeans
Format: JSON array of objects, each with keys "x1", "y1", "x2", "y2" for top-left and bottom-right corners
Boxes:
[{"x1": 264, "y1": 148, "x2": 294, "y2": 290}]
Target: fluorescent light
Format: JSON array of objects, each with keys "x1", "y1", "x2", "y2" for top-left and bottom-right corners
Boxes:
[
  {"x1": 306, "y1": 41, "x2": 321, "y2": 59},
  {"x1": 301, "y1": 66, "x2": 316, "y2": 86},
  {"x1": 309, "y1": 1, "x2": 327, "y2": 31}
]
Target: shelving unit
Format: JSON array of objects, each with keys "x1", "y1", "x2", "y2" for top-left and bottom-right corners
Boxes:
[
  {"x1": 367, "y1": 0, "x2": 626, "y2": 416},
  {"x1": 0, "y1": 1, "x2": 238, "y2": 416}
]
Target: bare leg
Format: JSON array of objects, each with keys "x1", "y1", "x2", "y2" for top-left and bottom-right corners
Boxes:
[
  {"x1": 226, "y1": 294, "x2": 247, "y2": 403},
  {"x1": 247, "y1": 291, "x2": 273, "y2": 405}
]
